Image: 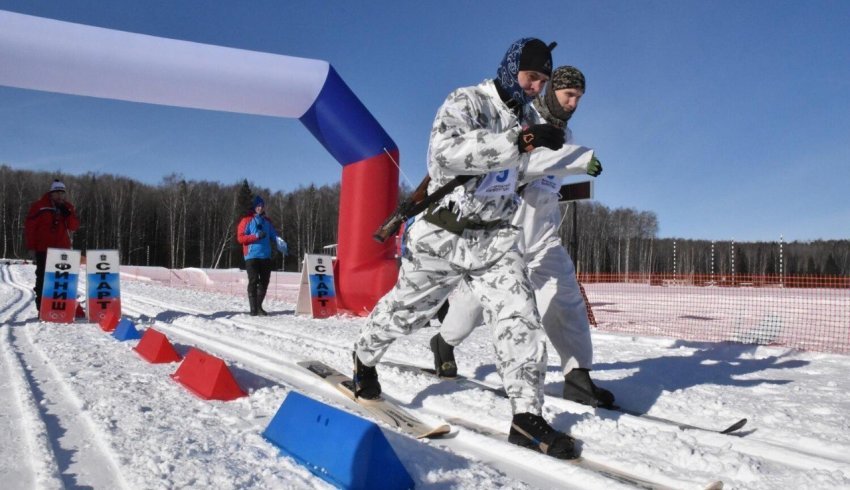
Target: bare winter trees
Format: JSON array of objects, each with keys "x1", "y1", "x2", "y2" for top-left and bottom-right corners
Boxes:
[{"x1": 0, "y1": 165, "x2": 845, "y2": 276}]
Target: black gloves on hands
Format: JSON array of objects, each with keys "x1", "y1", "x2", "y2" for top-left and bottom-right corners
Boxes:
[
  {"x1": 56, "y1": 203, "x2": 71, "y2": 217},
  {"x1": 257, "y1": 230, "x2": 267, "y2": 239},
  {"x1": 518, "y1": 124, "x2": 565, "y2": 153}
]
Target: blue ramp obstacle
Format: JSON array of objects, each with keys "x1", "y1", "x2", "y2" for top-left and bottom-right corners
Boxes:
[
  {"x1": 112, "y1": 318, "x2": 142, "y2": 341},
  {"x1": 263, "y1": 391, "x2": 414, "y2": 489}
]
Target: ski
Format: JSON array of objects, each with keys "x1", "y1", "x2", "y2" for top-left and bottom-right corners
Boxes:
[
  {"x1": 613, "y1": 407, "x2": 747, "y2": 435},
  {"x1": 306, "y1": 360, "x2": 723, "y2": 489},
  {"x1": 381, "y1": 360, "x2": 508, "y2": 397},
  {"x1": 444, "y1": 416, "x2": 724, "y2": 490},
  {"x1": 381, "y1": 360, "x2": 747, "y2": 435},
  {"x1": 297, "y1": 360, "x2": 450, "y2": 439}
]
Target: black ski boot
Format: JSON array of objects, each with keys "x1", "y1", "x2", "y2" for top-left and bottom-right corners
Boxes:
[
  {"x1": 248, "y1": 294, "x2": 258, "y2": 316},
  {"x1": 508, "y1": 412, "x2": 578, "y2": 459},
  {"x1": 430, "y1": 333, "x2": 457, "y2": 378},
  {"x1": 352, "y1": 352, "x2": 381, "y2": 399},
  {"x1": 563, "y1": 368, "x2": 615, "y2": 408},
  {"x1": 257, "y1": 289, "x2": 269, "y2": 316}
]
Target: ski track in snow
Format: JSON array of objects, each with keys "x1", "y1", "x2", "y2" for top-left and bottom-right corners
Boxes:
[
  {"x1": 2, "y1": 263, "x2": 850, "y2": 489},
  {"x1": 0, "y1": 264, "x2": 63, "y2": 490},
  {"x1": 1, "y1": 264, "x2": 127, "y2": 489},
  {"x1": 121, "y1": 294, "x2": 630, "y2": 489},
  {"x1": 119, "y1": 281, "x2": 844, "y2": 489},
  {"x1": 125, "y1": 287, "x2": 850, "y2": 478}
]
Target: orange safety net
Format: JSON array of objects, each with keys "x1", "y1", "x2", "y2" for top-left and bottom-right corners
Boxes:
[{"x1": 579, "y1": 273, "x2": 850, "y2": 354}]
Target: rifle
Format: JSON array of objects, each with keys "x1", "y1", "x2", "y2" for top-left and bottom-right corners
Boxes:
[
  {"x1": 373, "y1": 175, "x2": 431, "y2": 243},
  {"x1": 373, "y1": 174, "x2": 474, "y2": 242}
]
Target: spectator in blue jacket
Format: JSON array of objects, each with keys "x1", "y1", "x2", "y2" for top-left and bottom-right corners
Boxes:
[{"x1": 237, "y1": 195, "x2": 285, "y2": 315}]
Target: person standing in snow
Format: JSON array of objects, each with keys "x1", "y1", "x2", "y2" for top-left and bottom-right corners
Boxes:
[
  {"x1": 24, "y1": 179, "x2": 80, "y2": 311},
  {"x1": 237, "y1": 195, "x2": 284, "y2": 316},
  {"x1": 430, "y1": 66, "x2": 615, "y2": 409},
  {"x1": 353, "y1": 38, "x2": 600, "y2": 460}
]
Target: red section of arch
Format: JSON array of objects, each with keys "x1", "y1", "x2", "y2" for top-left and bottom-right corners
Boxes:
[{"x1": 335, "y1": 150, "x2": 400, "y2": 315}]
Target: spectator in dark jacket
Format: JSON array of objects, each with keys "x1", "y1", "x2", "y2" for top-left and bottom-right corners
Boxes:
[
  {"x1": 24, "y1": 179, "x2": 80, "y2": 311},
  {"x1": 236, "y1": 195, "x2": 284, "y2": 316}
]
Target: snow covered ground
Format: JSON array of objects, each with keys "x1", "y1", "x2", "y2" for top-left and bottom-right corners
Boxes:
[{"x1": 2, "y1": 262, "x2": 850, "y2": 489}]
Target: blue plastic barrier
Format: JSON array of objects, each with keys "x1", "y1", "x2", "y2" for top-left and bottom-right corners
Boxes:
[
  {"x1": 263, "y1": 391, "x2": 414, "y2": 489},
  {"x1": 112, "y1": 318, "x2": 141, "y2": 341}
]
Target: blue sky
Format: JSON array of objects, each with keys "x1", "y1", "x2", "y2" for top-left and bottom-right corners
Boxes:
[{"x1": 1, "y1": 0, "x2": 848, "y2": 242}]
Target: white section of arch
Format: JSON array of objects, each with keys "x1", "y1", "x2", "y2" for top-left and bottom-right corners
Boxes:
[{"x1": 0, "y1": 10, "x2": 329, "y2": 118}]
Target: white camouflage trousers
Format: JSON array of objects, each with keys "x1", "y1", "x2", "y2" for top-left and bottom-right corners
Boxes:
[
  {"x1": 355, "y1": 218, "x2": 547, "y2": 415},
  {"x1": 441, "y1": 241, "x2": 593, "y2": 374}
]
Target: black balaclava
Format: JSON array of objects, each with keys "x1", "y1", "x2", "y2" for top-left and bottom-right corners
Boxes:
[
  {"x1": 533, "y1": 65, "x2": 586, "y2": 128},
  {"x1": 495, "y1": 38, "x2": 556, "y2": 109}
]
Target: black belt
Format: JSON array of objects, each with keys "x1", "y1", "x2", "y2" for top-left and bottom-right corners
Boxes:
[{"x1": 422, "y1": 204, "x2": 507, "y2": 235}]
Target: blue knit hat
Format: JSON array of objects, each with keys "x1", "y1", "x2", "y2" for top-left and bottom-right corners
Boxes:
[{"x1": 251, "y1": 195, "x2": 265, "y2": 208}]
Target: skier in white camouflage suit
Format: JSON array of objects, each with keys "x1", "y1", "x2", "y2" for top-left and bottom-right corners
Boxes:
[
  {"x1": 430, "y1": 66, "x2": 616, "y2": 409},
  {"x1": 353, "y1": 38, "x2": 598, "y2": 459}
]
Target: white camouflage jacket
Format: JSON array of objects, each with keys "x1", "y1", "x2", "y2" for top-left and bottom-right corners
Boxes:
[
  {"x1": 426, "y1": 79, "x2": 594, "y2": 224},
  {"x1": 515, "y1": 126, "x2": 594, "y2": 255}
]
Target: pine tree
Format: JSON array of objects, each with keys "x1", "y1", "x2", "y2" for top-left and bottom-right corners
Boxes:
[
  {"x1": 823, "y1": 253, "x2": 841, "y2": 276},
  {"x1": 806, "y1": 256, "x2": 821, "y2": 275},
  {"x1": 230, "y1": 180, "x2": 254, "y2": 267},
  {"x1": 737, "y1": 247, "x2": 750, "y2": 274},
  {"x1": 236, "y1": 179, "x2": 253, "y2": 215}
]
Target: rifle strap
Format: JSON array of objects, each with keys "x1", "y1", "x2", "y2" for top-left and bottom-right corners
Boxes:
[
  {"x1": 404, "y1": 174, "x2": 474, "y2": 219},
  {"x1": 422, "y1": 205, "x2": 507, "y2": 235}
]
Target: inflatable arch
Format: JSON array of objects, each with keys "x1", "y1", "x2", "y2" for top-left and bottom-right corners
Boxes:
[{"x1": 0, "y1": 10, "x2": 399, "y2": 314}]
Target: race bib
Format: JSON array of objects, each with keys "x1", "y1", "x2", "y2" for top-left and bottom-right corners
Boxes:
[
  {"x1": 529, "y1": 175, "x2": 561, "y2": 194},
  {"x1": 474, "y1": 169, "x2": 518, "y2": 197}
]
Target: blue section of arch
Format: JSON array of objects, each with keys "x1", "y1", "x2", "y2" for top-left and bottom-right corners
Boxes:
[{"x1": 299, "y1": 65, "x2": 397, "y2": 166}]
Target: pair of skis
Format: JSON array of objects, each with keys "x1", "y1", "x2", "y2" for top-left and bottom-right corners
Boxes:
[
  {"x1": 298, "y1": 359, "x2": 726, "y2": 489},
  {"x1": 381, "y1": 360, "x2": 748, "y2": 435},
  {"x1": 298, "y1": 360, "x2": 450, "y2": 439}
]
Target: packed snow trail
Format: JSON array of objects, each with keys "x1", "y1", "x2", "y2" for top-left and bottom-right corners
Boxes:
[
  {"x1": 123, "y1": 286, "x2": 850, "y2": 478},
  {"x1": 120, "y1": 277, "x2": 850, "y2": 488},
  {"x1": 3, "y1": 264, "x2": 850, "y2": 489},
  {"x1": 1, "y1": 264, "x2": 126, "y2": 489},
  {"x1": 122, "y1": 288, "x2": 724, "y2": 488},
  {"x1": 0, "y1": 265, "x2": 63, "y2": 489},
  {"x1": 121, "y1": 297, "x2": 640, "y2": 489}
]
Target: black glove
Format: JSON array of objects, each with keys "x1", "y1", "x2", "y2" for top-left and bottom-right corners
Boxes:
[
  {"x1": 256, "y1": 230, "x2": 267, "y2": 239},
  {"x1": 56, "y1": 203, "x2": 71, "y2": 217},
  {"x1": 518, "y1": 124, "x2": 565, "y2": 153}
]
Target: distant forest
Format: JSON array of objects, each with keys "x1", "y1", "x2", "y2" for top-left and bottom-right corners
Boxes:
[{"x1": 2, "y1": 165, "x2": 847, "y2": 276}]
